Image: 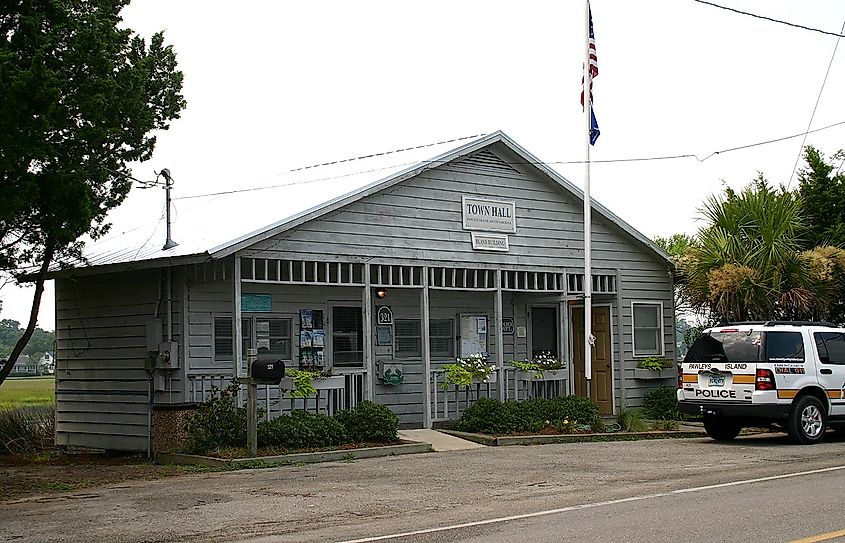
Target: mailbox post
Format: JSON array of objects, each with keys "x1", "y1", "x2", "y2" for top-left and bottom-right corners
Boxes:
[{"x1": 246, "y1": 348, "x2": 258, "y2": 456}]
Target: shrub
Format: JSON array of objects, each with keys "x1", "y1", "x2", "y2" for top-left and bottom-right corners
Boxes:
[
  {"x1": 184, "y1": 383, "x2": 246, "y2": 454},
  {"x1": 334, "y1": 401, "x2": 399, "y2": 443},
  {"x1": 258, "y1": 410, "x2": 348, "y2": 450},
  {"x1": 0, "y1": 405, "x2": 55, "y2": 455},
  {"x1": 457, "y1": 396, "x2": 603, "y2": 434},
  {"x1": 616, "y1": 408, "x2": 647, "y2": 432},
  {"x1": 643, "y1": 386, "x2": 681, "y2": 421},
  {"x1": 456, "y1": 398, "x2": 533, "y2": 434}
]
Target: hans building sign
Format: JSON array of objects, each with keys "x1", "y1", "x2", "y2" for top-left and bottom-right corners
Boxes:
[{"x1": 462, "y1": 196, "x2": 516, "y2": 233}]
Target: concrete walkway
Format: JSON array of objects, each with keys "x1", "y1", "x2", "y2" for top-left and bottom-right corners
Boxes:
[{"x1": 399, "y1": 429, "x2": 485, "y2": 451}]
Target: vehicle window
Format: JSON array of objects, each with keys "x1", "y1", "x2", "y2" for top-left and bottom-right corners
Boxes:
[
  {"x1": 765, "y1": 332, "x2": 804, "y2": 363},
  {"x1": 685, "y1": 331, "x2": 761, "y2": 362},
  {"x1": 814, "y1": 332, "x2": 845, "y2": 365}
]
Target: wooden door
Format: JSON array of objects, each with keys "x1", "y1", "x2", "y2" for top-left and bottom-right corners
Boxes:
[{"x1": 572, "y1": 306, "x2": 613, "y2": 414}]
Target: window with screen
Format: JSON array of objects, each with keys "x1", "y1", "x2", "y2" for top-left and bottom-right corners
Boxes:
[
  {"x1": 213, "y1": 317, "x2": 233, "y2": 362},
  {"x1": 394, "y1": 319, "x2": 421, "y2": 358},
  {"x1": 254, "y1": 318, "x2": 292, "y2": 359},
  {"x1": 429, "y1": 319, "x2": 454, "y2": 358},
  {"x1": 332, "y1": 306, "x2": 363, "y2": 366},
  {"x1": 632, "y1": 302, "x2": 663, "y2": 356}
]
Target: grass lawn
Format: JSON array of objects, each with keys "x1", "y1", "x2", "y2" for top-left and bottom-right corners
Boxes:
[{"x1": 0, "y1": 377, "x2": 55, "y2": 408}]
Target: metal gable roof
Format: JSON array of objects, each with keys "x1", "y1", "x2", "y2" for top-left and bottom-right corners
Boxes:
[{"x1": 63, "y1": 131, "x2": 671, "y2": 274}]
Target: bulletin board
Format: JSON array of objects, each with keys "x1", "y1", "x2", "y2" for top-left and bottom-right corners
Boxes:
[{"x1": 458, "y1": 314, "x2": 488, "y2": 358}]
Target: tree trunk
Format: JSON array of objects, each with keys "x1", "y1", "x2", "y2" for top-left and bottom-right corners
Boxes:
[{"x1": 0, "y1": 244, "x2": 55, "y2": 387}]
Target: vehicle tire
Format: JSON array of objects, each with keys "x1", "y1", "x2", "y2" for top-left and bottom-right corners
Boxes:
[
  {"x1": 703, "y1": 417, "x2": 742, "y2": 441},
  {"x1": 786, "y1": 395, "x2": 827, "y2": 445}
]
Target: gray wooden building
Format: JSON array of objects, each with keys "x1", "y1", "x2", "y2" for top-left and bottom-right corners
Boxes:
[{"x1": 50, "y1": 132, "x2": 675, "y2": 452}]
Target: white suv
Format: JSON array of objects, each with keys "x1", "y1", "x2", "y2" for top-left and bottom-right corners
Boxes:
[{"x1": 678, "y1": 321, "x2": 845, "y2": 444}]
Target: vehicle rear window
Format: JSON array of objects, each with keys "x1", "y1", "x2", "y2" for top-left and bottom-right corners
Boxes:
[
  {"x1": 765, "y1": 331, "x2": 804, "y2": 362},
  {"x1": 685, "y1": 331, "x2": 762, "y2": 362}
]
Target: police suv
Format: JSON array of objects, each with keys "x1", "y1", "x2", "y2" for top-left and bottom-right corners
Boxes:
[{"x1": 677, "y1": 321, "x2": 845, "y2": 444}]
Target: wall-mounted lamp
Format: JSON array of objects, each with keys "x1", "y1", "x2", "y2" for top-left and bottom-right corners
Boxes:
[{"x1": 375, "y1": 288, "x2": 387, "y2": 299}]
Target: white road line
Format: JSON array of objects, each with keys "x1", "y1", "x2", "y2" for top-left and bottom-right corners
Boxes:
[{"x1": 334, "y1": 465, "x2": 845, "y2": 543}]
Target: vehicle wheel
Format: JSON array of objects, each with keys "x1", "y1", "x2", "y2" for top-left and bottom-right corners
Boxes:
[
  {"x1": 786, "y1": 395, "x2": 827, "y2": 444},
  {"x1": 703, "y1": 417, "x2": 742, "y2": 441}
]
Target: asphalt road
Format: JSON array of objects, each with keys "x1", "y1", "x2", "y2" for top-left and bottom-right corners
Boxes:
[{"x1": 2, "y1": 432, "x2": 844, "y2": 543}]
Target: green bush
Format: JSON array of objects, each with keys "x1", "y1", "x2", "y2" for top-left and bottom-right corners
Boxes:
[
  {"x1": 334, "y1": 401, "x2": 399, "y2": 443},
  {"x1": 0, "y1": 405, "x2": 55, "y2": 455},
  {"x1": 456, "y1": 398, "x2": 532, "y2": 434},
  {"x1": 184, "y1": 383, "x2": 246, "y2": 454},
  {"x1": 457, "y1": 396, "x2": 603, "y2": 434},
  {"x1": 258, "y1": 410, "x2": 348, "y2": 450},
  {"x1": 643, "y1": 386, "x2": 681, "y2": 421}
]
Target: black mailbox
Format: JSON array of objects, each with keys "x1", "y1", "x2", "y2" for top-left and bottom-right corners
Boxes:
[{"x1": 251, "y1": 359, "x2": 285, "y2": 383}]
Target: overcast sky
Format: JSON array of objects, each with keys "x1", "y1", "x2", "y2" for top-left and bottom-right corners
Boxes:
[{"x1": 3, "y1": 0, "x2": 845, "y2": 330}]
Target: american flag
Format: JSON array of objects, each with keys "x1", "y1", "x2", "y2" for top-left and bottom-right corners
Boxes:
[{"x1": 581, "y1": 5, "x2": 600, "y2": 145}]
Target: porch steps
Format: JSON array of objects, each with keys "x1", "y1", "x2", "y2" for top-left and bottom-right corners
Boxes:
[{"x1": 398, "y1": 429, "x2": 485, "y2": 452}]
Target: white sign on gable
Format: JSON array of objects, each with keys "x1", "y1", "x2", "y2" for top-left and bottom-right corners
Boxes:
[
  {"x1": 471, "y1": 232, "x2": 509, "y2": 252},
  {"x1": 462, "y1": 196, "x2": 516, "y2": 233}
]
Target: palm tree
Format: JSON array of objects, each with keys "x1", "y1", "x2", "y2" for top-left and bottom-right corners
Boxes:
[{"x1": 677, "y1": 176, "x2": 845, "y2": 323}]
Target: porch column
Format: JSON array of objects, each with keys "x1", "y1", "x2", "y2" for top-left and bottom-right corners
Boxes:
[
  {"x1": 234, "y1": 256, "x2": 243, "y2": 379},
  {"x1": 615, "y1": 269, "x2": 625, "y2": 409},
  {"x1": 559, "y1": 298, "x2": 569, "y2": 395},
  {"x1": 495, "y1": 269, "x2": 504, "y2": 400},
  {"x1": 421, "y1": 269, "x2": 432, "y2": 428},
  {"x1": 363, "y1": 264, "x2": 374, "y2": 401}
]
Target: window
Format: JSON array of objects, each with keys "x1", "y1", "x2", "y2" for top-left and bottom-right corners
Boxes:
[
  {"x1": 253, "y1": 318, "x2": 292, "y2": 359},
  {"x1": 429, "y1": 319, "x2": 454, "y2": 358},
  {"x1": 815, "y1": 332, "x2": 845, "y2": 365},
  {"x1": 765, "y1": 331, "x2": 804, "y2": 363},
  {"x1": 395, "y1": 319, "x2": 421, "y2": 358},
  {"x1": 332, "y1": 306, "x2": 363, "y2": 366},
  {"x1": 632, "y1": 302, "x2": 663, "y2": 356},
  {"x1": 216, "y1": 316, "x2": 292, "y2": 362},
  {"x1": 214, "y1": 317, "x2": 233, "y2": 361}
]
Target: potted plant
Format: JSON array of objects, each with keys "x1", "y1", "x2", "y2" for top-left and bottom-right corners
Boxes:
[
  {"x1": 633, "y1": 356, "x2": 677, "y2": 379},
  {"x1": 511, "y1": 352, "x2": 567, "y2": 381},
  {"x1": 441, "y1": 353, "x2": 496, "y2": 388}
]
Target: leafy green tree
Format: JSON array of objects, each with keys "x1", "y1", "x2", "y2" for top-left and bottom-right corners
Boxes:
[
  {"x1": 676, "y1": 176, "x2": 845, "y2": 323},
  {"x1": 798, "y1": 146, "x2": 845, "y2": 248},
  {"x1": 0, "y1": 0, "x2": 186, "y2": 386}
]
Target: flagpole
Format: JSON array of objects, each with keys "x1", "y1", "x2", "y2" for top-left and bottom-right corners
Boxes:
[{"x1": 582, "y1": 0, "x2": 593, "y2": 400}]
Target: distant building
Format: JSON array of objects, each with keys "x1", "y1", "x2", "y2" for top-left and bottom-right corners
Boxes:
[{"x1": 11, "y1": 355, "x2": 35, "y2": 375}]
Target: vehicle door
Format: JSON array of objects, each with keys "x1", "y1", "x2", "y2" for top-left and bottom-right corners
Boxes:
[{"x1": 812, "y1": 331, "x2": 845, "y2": 416}]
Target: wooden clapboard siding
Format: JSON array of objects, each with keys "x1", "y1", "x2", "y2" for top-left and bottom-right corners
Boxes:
[
  {"x1": 54, "y1": 267, "x2": 186, "y2": 451},
  {"x1": 242, "y1": 147, "x2": 673, "y2": 413}
]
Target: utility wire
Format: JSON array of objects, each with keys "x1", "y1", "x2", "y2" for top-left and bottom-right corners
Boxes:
[
  {"x1": 692, "y1": 0, "x2": 845, "y2": 38},
  {"x1": 787, "y1": 18, "x2": 845, "y2": 188},
  {"x1": 171, "y1": 119, "x2": 845, "y2": 201}
]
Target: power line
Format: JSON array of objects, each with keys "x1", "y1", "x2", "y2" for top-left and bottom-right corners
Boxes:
[
  {"x1": 171, "y1": 119, "x2": 845, "y2": 201},
  {"x1": 787, "y1": 18, "x2": 845, "y2": 188},
  {"x1": 692, "y1": 0, "x2": 845, "y2": 38}
]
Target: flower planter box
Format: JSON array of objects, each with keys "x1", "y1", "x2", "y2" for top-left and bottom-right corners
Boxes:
[
  {"x1": 515, "y1": 370, "x2": 568, "y2": 382},
  {"x1": 281, "y1": 374, "x2": 345, "y2": 391},
  {"x1": 471, "y1": 372, "x2": 497, "y2": 385},
  {"x1": 633, "y1": 368, "x2": 677, "y2": 380}
]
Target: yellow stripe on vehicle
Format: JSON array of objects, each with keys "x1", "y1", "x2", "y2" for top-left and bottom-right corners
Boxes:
[
  {"x1": 777, "y1": 390, "x2": 799, "y2": 399},
  {"x1": 827, "y1": 390, "x2": 843, "y2": 400},
  {"x1": 733, "y1": 375, "x2": 756, "y2": 384},
  {"x1": 682, "y1": 374, "x2": 697, "y2": 383}
]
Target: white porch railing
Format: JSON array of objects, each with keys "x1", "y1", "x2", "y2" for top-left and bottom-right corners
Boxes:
[{"x1": 187, "y1": 369, "x2": 367, "y2": 420}]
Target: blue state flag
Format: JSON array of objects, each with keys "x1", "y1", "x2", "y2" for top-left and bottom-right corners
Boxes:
[{"x1": 590, "y1": 109, "x2": 600, "y2": 146}]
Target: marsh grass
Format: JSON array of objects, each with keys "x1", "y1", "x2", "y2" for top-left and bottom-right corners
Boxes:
[{"x1": 0, "y1": 377, "x2": 55, "y2": 408}]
